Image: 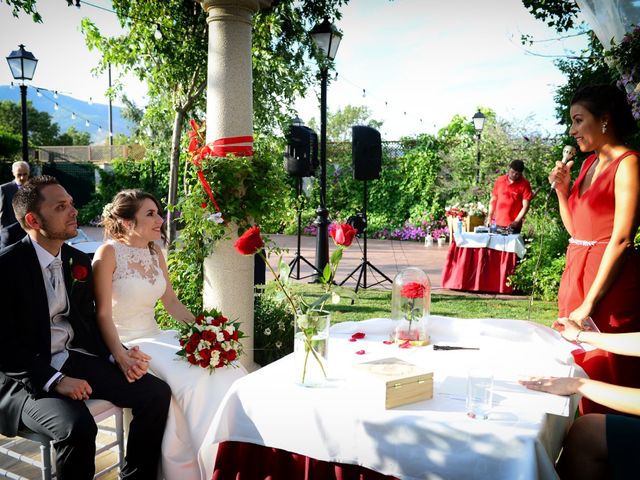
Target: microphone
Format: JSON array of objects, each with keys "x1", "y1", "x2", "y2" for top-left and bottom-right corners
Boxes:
[{"x1": 550, "y1": 145, "x2": 576, "y2": 190}]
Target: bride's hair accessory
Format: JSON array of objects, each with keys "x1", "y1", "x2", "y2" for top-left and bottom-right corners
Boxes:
[{"x1": 102, "y1": 202, "x2": 114, "y2": 219}]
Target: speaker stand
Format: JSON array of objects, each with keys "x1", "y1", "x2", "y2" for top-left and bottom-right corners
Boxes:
[
  {"x1": 339, "y1": 180, "x2": 392, "y2": 293},
  {"x1": 289, "y1": 177, "x2": 321, "y2": 280}
]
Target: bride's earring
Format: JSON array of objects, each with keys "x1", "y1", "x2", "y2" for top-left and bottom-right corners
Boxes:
[{"x1": 601, "y1": 122, "x2": 608, "y2": 134}]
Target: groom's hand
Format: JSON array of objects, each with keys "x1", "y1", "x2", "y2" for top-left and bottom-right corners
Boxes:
[{"x1": 55, "y1": 376, "x2": 92, "y2": 401}]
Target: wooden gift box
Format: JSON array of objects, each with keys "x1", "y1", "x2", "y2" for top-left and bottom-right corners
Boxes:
[{"x1": 355, "y1": 357, "x2": 433, "y2": 409}]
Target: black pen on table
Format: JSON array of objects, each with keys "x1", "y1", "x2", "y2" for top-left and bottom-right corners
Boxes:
[{"x1": 433, "y1": 345, "x2": 480, "y2": 351}]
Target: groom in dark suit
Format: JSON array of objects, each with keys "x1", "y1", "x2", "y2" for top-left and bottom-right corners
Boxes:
[{"x1": 0, "y1": 176, "x2": 171, "y2": 479}]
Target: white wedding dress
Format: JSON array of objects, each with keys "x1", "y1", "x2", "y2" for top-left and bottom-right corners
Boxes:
[{"x1": 108, "y1": 240, "x2": 247, "y2": 480}]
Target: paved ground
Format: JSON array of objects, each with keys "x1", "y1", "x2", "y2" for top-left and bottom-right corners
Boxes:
[{"x1": 81, "y1": 227, "x2": 523, "y2": 299}]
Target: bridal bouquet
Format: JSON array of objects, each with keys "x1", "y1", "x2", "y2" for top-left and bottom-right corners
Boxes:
[{"x1": 176, "y1": 308, "x2": 245, "y2": 372}]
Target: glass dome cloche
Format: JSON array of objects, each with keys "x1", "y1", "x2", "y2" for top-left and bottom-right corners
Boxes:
[{"x1": 391, "y1": 267, "x2": 431, "y2": 346}]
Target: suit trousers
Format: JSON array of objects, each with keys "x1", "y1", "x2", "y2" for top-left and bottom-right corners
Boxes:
[{"x1": 20, "y1": 351, "x2": 171, "y2": 480}]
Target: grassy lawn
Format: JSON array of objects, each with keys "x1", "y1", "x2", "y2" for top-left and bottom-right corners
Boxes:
[{"x1": 298, "y1": 285, "x2": 558, "y2": 327}]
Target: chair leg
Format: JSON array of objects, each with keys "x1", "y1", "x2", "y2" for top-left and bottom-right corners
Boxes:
[
  {"x1": 115, "y1": 409, "x2": 125, "y2": 471},
  {"x1": 39, "y1": 441, "x2": 52, "y2": 480}
]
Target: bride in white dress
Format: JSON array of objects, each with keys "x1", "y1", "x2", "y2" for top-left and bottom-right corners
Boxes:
[{"x1": 92, "y1": 189, "x2": 246, "y2": 480}]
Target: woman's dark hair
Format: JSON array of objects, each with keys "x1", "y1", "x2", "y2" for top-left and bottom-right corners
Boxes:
[
  {"x1": 570, "y1": 84, "x2": 638, "y2": 139},
  {"x1": 101, "y1": 189, "x2": 167, "y2": 251}
]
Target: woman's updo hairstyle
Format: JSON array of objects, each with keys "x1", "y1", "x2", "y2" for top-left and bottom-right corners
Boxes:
[
  {"x1": 101, "y1": 189, "x2": 167, "y2": 251},
  {"x1": 570, "y1": 84, "x2": 638, "y2": 139}
]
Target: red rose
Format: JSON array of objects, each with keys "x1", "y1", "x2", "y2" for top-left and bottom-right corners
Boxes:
[
  {"x1": 202, "y1": 330, "x2": 217, "y2": 342},
  {"x1": 195, "y1": 314, "x2": 205, "y2": 325},
  {"x1": 225, "y1": 350, "x2": 237, "y2": 362},
  {"x1": 185, "y1": 340, "x2": 198, "y2": 354},
  {"x1": 71, "y1": 263, "x2": 89, "y2": 282},
  {"x1": 211, "y1": 316, "x2": 224, "y2": 327},
  {"x1": 231, "y1": 330, "x2": 239, "y2": 341},
  {"x1": 329, "y1": 223, "x2": 357, "y2": 247},
  {"x1": 400, "y1": 282, "x2": 426, "y2": 299},
  {"x1": 200, "y1": 349, "x2": 211, "y2": 362},
  {"x1": 199, "y1": 358, "x2": 210, "y2": 368},
  {"x1": 222, "y1": 330, "x2": 231, "y2": 341},
  {"x1": 234, "y1": 226, "x2": 264, "y2": 255},
  {"x1": 187, "y1": 354, "x2": 197, "y2": 365}
]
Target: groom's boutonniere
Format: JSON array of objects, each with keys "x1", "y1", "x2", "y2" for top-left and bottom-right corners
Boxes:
[{"x1": 69, "y1": 258, "x2": 89, "y2": 286}]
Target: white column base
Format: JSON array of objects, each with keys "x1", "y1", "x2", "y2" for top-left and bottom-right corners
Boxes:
[{"x1": 203, "y1": 229, "x2": 258, "y2": 371}]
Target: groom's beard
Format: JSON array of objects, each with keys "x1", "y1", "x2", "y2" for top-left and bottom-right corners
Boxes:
[{"x1": 38, "y1": 216, "x2": 77, "y2": 241}]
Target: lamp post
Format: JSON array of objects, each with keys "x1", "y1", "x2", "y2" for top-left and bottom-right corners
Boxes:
[
  {"x1": 310, "y1": 18, "x2": 342, "y2": 280},
  {"x1": 6, "y1": 44, "x2": 38, "y2": 163},
  {"x1": 472, "y1": 110, "x2": 486, "y2": 186}
]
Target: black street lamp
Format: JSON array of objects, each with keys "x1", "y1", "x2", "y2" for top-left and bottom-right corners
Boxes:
[
  {"x1": 310, "y1": 18, "x2": 342, "y2": 280},
  {"x1": 6, "y1": 44, "x2": 38, "y2": 163},
  {"x1": 472, "y1": 110, "x2": 486, "y2": 186}
]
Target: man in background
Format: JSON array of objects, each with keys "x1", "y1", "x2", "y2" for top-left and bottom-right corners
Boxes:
[
  {"x1": 486, "y1": 159, "x2": 533, "y2": 233},
  {"x1": 0, "y1": 160, "x2": 29, "y2": 248}
]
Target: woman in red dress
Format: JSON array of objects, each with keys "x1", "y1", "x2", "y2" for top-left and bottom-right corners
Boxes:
[{"x1": 550, "y1": 84, "x2": 640, "y2": 415}]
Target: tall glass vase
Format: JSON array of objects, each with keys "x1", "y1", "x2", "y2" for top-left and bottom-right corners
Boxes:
[
  {"x1": 391, "y1": 267, "x2": 431, "y2": 346},
  {"x1": 294, "y1": 311, "x2": 330, "y2": 387}
]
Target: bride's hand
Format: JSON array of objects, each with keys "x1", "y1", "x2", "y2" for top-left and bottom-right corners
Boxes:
[{"x1": 116, "y1": 347, "x2": 150, "y2": 382}]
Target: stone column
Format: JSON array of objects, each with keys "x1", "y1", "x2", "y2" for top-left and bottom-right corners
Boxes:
[{"x1": 199, "y1": 0, "x2": 270, "y2": 371}]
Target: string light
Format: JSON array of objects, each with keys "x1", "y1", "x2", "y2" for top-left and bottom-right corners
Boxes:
[
  {"x1": 85, "y1": 119, "x2": 90, "y2": 127},
  {"x1": 88, "y1": 96, "x2": 93, "y2": 105},
  {"x1": 154, "y1": 24, "x2": 162, "y2": 40},
  {"x1": 53, "y1": 91, "x2": 58, "y2": 99},
  {"x1": 36, "y1": 88, "x2": 42, "y2": 97},
  {"x1": 54, "y1": 102, "x2": 59, "y2": 110},
  {"x1": 71, "y1": 112, "x2": 76, "y2": 120}
]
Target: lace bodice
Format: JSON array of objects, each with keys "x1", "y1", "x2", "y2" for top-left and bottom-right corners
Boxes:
[{"x1": 109, "y1": 240, "x2": 167, "y2": 342}]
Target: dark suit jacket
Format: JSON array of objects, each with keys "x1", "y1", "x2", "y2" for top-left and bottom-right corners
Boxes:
[
  {"x1": 0, "y1": 221, "x2": 26, "y2": 250},
  {"x1": 0, "y1": 236, "x2": 111, "y2": 436},
  {"x1": 0, "y1": 181, "x2": 18, "y2": 229}
]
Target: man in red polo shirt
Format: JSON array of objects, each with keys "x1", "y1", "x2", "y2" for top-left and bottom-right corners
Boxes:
[{"x1": 486, "y1": 160, "x2": 533, "y2": 233}]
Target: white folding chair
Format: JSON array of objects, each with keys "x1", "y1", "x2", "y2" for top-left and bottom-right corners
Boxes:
[{"x1": 0, "y1": 399, "x2": 125, "y2": 480}]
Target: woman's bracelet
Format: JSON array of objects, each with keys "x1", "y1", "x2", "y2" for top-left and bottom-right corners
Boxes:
[{"x1": 575, "y1": 330, "x2": 584, "y2": 344}]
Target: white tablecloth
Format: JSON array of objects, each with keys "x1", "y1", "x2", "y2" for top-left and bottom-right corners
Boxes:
[
  {"x1": 453, "y1": 232, "x2": 527, "y2": 259},
  {"x1": 207, "y1": 316, "x2": 583, "y2": 480}
]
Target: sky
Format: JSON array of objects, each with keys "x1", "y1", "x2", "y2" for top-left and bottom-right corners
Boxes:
[{"x1": 0, "y1": 0, "x2": 588, "y2": 141}]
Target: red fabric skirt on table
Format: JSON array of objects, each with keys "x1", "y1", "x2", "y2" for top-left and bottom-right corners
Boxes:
[
  {"x1": 212, "y1": 441, "x2": 399, "y2": 480},
  {"x1": 441, "y1": 238, "x2": 517, "y2": 294}
]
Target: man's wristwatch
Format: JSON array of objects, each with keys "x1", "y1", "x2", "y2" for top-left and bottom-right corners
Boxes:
[{"x1": 52, "y1": 374, "x2": 66, "y2": 389}]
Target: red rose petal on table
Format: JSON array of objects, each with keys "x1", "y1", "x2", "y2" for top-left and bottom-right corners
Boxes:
[
  {"x1": 349, "y1": 338, "x2": 357, "y2": 342},
  {"x1": 383, "y1": 340, "x2": 393, "y2": 345},
  {"x1": 351, "y1": 332, "x2": 366, "y2": 339},
  {"x1": 399, "y1": 340, "x2": 411, "y2": 349},
  {"x1": 355, "y1": 350, "x2": 366, "y2": 355}
]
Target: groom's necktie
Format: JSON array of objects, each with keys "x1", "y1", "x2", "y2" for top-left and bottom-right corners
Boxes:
[
  {"x1": 47, "y1": 258, "x2": 64, "y2": 293},
  {"x1": 47, "y1": 257, "x2": 73, "y2": 370}
]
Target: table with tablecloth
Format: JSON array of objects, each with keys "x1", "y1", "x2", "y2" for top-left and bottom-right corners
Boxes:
[
  {"x1": 441, "y1": 232, "x2": 526, "y2": 294},
  {"x1": 207, "y1": 316, "x2": 583, "y2": 480}
]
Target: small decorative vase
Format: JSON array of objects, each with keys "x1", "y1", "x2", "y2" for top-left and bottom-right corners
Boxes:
[
  {"x1": 437, "y1": 236, "x2": 447, "y2": 247},
  {"x1": 294, "y1": 311, "x2": 330, "y2": 387},
  {"x1": 424, "y1": 235, "x2": 433, "y2": 247},
  {"x1": 391, "y1": 267, "x2": 431, "y2": 346}
]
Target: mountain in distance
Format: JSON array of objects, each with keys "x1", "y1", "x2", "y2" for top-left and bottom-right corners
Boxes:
[{"x1": 0, "y1": 85, "x2": 133, "y2": 144}]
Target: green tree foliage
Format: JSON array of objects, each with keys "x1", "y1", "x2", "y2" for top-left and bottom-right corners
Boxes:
[
  {"x1": 81, "y1": 0, "x2": 347, "y2": 247},
  {"x1": 0, "y1": 100, "x2": 61, "y2": 146},
  {"x1": 307, "y1": 105, "x2": 383, "y2": 142},
  {"x1": 521, "y1": 0, "x2": 580, "y2": 32},
  {"x1": 3, "y1": 0, "x2": 41, "y2": 22},
  {"x1": 57, "y1": 126, "x2": 91, "y2": 146},
  {"x1": 0, "y1": 128, "x2": 21, "y2": 160}
]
